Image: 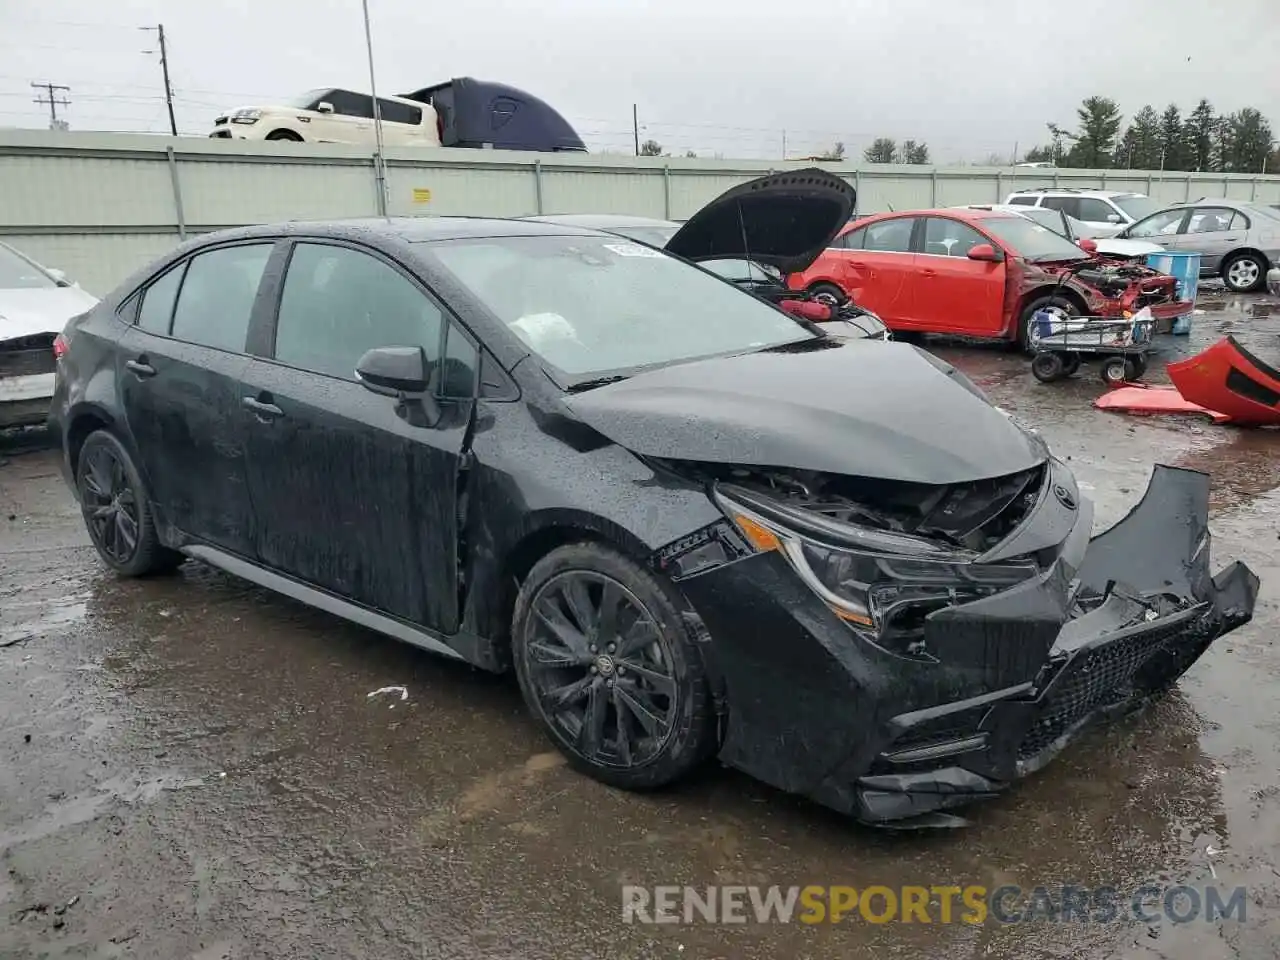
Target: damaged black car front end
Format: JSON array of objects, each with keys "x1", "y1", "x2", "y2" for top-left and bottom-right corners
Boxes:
[{"x1": 646, "y1": 449, "x2": 1256, "y2": 825}]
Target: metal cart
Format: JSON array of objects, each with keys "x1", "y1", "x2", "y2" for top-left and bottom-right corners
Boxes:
[{"x1": 1029, "y1": 307, "x2": 1156, "y2": 385}]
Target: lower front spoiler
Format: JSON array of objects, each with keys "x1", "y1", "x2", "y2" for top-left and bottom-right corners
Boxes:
[{"x1": 845, "y1": 465, "x2": 1259, "y2": 827}]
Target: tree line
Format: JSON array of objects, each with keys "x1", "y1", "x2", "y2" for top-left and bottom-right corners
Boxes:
[{"x1": 1027, "y1": 97, "x2": 1278, "y2": 173}]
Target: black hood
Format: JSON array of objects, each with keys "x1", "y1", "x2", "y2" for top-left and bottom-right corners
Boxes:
[
  {"x1": 663, "y1": 168, "x2": 855, "y2": 274},
  {"x1": 562, "y1": 341, "x2": 1047, "y2": 485}
]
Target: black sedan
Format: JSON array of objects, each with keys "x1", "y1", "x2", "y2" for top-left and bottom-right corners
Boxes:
[{"x1": 48, "y1": 173, "x2": 1258, "y2": 825}]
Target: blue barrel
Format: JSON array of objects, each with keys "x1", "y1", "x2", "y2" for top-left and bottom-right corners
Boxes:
[{"x1": 1145, "y1": 252, "x2": 1201, "y2": 335}]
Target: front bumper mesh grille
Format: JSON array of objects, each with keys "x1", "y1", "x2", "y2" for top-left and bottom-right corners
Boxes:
[{"x1": 1017, "y1": 612, "x2": 1214, "y2": 761}]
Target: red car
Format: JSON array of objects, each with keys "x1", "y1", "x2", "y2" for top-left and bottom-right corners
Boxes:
[{"x1": 787, "y1": 208, "x2": 1192, "y2": 347}]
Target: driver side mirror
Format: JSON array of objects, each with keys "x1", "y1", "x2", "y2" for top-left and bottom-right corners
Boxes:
[
  {"x1": 966, "y1": 243, "x2": 1003, "y2": 262},
  {"x1": 46, "y1": 267, "x2": 71, "y2": 286},
  {"x1": 1076, "y1": 238, "x2": 1098, "y2": 255},
  {"x1": 1106, "y1": 213, "x2": 1123, "y2": 223},
  {"x1": 316, "y1": 101, "x2": 335, "y2": 114}
]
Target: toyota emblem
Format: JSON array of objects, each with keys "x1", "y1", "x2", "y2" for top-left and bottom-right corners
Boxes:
[{"x1": 1053, "y1": 484, "x2": 1077, "y2": 511}]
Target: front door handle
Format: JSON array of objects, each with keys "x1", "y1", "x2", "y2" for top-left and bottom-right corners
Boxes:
[
  {"x1": 242, "y1": 396, "x2": 283, "y2": 420},
  {"x1": 920, "y1": 268, "x2": 937, "y2": 277},
  {"x1": 125, "y1": 358, "x2": 156, "y2": 378}
]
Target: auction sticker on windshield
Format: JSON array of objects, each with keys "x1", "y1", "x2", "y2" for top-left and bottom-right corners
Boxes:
[{"x1": 603, "y1": 242, "x2": 664, "y2": 258}]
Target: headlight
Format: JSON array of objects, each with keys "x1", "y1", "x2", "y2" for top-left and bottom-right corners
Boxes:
[
  {"x1": 717, "y1": 487, "x2": 1038, "y2": 661},
  {"x1": 231, "y1": 109, "x2": 262, "y2": 123}
]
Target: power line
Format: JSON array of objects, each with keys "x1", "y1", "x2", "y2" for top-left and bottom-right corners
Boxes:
[{"x1": 30, "y1": 81, "x2": 70, "y2": 130}]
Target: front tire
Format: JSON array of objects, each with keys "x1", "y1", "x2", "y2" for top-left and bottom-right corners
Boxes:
[
  {"x1": 1018, "y1": 295, "x2": 1079, "y2": 354},
  {"x1": 264, "y1": 129, "x2": 303, "y2": 142},
  {"x1": 511, "y1": 542, "x2": 717, "y2": 791},
  {"x1": 1222, "y1": 252, "x2": 1266, "y2": 293},
  {"x1": 76, "y1": 430, "x2": 182, "y2": 577}
]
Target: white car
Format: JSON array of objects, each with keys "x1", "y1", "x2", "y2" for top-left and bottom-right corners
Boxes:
[
  {"x1": 209, "y1": 87, "x2": 441, "y2": 146},
  {"x1": 1003, "y1": 188, "x2": 1164, "y2": 236},
  {"x1": 0, "y1": 242, "x2": 98, "y2": 429},
  {"x1": 957, "y1": 204, "x2": 1165, "y2": 259}
]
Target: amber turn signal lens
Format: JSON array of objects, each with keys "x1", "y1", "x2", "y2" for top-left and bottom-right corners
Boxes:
[{"x1": 732, "y1": 514, "x2": 781, "y2": 553}]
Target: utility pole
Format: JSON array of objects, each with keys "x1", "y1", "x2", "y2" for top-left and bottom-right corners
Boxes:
[
  {"x1": 782, "y1": 129, "x2": 787, "y2": 160},
  {"x1": 632, "y1": 104, "x2": 639, "y2": 156},
  {"x1": 360, "y1": 0, "x2": 388, "y2": 217},
  {"x1": 31, "y1": 82, "x2": 70, "y2": 130},
  {"x1": 140, "y1": 25, "x2": 177, "y2": 135}
]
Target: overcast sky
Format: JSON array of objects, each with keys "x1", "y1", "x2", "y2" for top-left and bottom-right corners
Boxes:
[{"x1": 3, "y1": 0, "x2": 1278, "y2": 162}]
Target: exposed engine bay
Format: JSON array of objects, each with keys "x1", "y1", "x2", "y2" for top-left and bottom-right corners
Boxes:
[
  {"x1": 656, "y1": 459, "x2": 1044, "y2": 554},
  {"x1": 1048, "y1": 258, "x2": 1179, "y2": 312}
]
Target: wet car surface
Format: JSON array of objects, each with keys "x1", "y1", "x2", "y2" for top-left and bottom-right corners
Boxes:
[{"x1": 4, "y1": 287, "x2": 1280, "y2": 959}]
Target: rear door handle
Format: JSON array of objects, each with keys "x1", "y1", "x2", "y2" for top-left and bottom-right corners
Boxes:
[
  {"x1": 242, "y1": 396, "x2": 283, "y2": 420},
  {"x1": 920, "y1": 269, "x2": 937, "y2": 277},
  {"x1": 125, "y1": 358, "x2": 156, "y2": 378}
]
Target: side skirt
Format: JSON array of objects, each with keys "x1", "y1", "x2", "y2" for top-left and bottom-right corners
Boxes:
[{"x1": 181, "y1": 544, "x2": 470, "y2": 664}]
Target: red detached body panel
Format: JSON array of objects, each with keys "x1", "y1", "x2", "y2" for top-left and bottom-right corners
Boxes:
[{"x1": 1167, "y1": 336, "x2": 1280, "y2": 426}]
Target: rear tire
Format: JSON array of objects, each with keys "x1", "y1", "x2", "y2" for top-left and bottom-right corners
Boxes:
[
  {"x1": 1222, "y1": 252, "x2": 1266, "y2": 293},
  {"x1": 1061, "y1": 353, "x2": 1081, "y2": 377},
  {"x1": 75, "y1": 430, "x2": 183, "y2": 577},
  {"x1": 807, "y1": 282, "x2": 847, "y2": 309},
  {"x1": 511, "y1": 542, "x2": 717, "y2": 791}
]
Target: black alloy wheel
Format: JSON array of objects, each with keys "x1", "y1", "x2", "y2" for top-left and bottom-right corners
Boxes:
[
  {"x1": 512, "y1": 543, "x2": 716, "y2": 790},
  {"x1": 80, "y1": 441, "x2": 139, "y2": 565},
  {"x1": 75, "y1": 430, "x2": 182, "y2": 577}
]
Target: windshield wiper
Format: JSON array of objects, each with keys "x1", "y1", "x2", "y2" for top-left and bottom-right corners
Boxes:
[{"x1": 566, "y1": 374, "x2": 631, "y2": 393}]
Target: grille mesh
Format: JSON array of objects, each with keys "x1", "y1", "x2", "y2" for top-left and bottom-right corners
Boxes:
[{"x1": 1017, "y1": 614, "x2": 1213, "y2": 761}]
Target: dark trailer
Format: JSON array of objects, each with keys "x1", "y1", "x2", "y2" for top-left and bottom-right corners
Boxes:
[{"x1": 400, "y1": 78, "x2": 587, "y2": 153}]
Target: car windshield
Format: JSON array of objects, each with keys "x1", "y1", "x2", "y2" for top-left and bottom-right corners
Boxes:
[
  {"x1": 0, "y1": 244, "x2": 56, "y2": 289},
  {"x1": 980, "y1": 217, "x2": 1089, "y2": 262},
  {"x1": 1111, "y1": 195, "x2": 1161, "y2": 219},
  {"x1": 1017, "y1": 207, "x2": 1068, "y2": 235},
  {"x1": 421, "y1": 235, "x2": 814, "y2": 381},
  {"x1": 287, "y1": 88, "x2": 330, "y2": 109},
  {"x1": 607, "y1": 225, "x2": 679, "y2": 246}
]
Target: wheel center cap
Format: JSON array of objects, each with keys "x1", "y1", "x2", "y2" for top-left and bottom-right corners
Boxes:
[{"x1": 595, "y1": 655, "x2": 616, "y2": 676}]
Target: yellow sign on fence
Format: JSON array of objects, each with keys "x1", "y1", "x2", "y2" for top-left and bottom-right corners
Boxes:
[{"x1": 411, "y1": 188, "x2": 432, "y2": 204}]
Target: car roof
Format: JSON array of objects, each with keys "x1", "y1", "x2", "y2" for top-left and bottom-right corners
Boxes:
[
  {"x1": 1007, "y1": 188, "x2": 1139, "y2": 198},
  {"x1": 194, "y1": 216, "x2": 604, "y2": 246},
  {"x1": 852, "y1": 207, "x2": 1017, "y2": 225},
  {"x1": 524, "y1": 214, "x2": 678, "y2": 229}
]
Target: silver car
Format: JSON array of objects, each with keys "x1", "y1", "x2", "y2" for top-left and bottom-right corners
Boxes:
[{"x1": 1117, "y1": 199, "x2": 1280, "y2": 293}]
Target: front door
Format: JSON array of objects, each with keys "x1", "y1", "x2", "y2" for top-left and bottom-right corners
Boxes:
[
  {"x1": 239, "y1": 240, "x2": 476, "y2": 633},
  {"x1": 912, "y1": 217, "x2": 1007, "y2": 336},
  {"x1": 117, "y1": 241, "x2": 276, "y2": 557}
]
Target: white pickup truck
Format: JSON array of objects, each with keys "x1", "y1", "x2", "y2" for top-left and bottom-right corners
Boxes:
[{"x1": 209, "y1": 78, "x2": 587, "y2": 152}]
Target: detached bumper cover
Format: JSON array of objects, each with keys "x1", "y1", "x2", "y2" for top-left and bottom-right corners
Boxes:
[{"x1": 677, "y1": 464, "x2": 1257, "y2": 825}]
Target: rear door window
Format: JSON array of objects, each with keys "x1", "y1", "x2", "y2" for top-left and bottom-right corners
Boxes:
[
  {"x1": 378, "y1": 99, "x2": 422, "y2": 126},
  {"x1": 169, "y1": 244, "x2": 273, "y2": 353},
  {"x1": 1075, "y1": 197, "x2": 1118, "y2": 223},
  {"x1": 1185, "y1": 207, "x2": 1247, "y2": 233},
  {"x1": 1039, "y1": 196, "x2": 1081, "y2": 219},
  {"x1": 861, "y1": 218, "x2": 915, "y2": 253}
]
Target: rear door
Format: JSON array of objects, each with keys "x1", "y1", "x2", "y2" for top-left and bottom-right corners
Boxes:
[
  {"x1": 238, "y1": 239, "x2": 476, "y2": 633},
  {"x1": 913, "y1": 217, "x2": 1007, "y2": 335},
  {"x1": 1171, "y1": 206, "x2": 1249, "y2": 272},
  {"x1": 117, "y1": 241, "x2": 276, "y2": 556},
  {"x1": 830, "y1": 217, "x2": 918, "y2": 326}
]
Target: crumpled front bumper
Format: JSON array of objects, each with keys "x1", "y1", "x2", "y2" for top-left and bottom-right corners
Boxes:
[{"x1": 675, "y1": 464, "x2": 1258, "y2": 826}]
